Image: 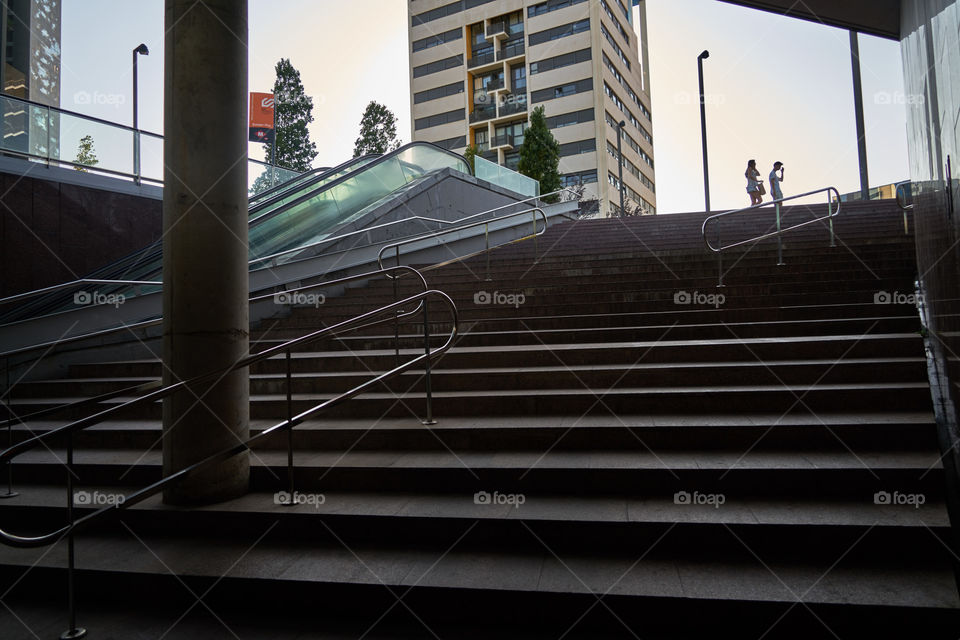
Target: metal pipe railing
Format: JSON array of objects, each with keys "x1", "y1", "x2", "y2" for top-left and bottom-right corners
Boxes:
[
  {"x1": 701, "y1": 187, "x2": 841, "y2": 287},
  {"x1": 0, "y1": 270, "x2": 456, "y2": 549},
  {"x1": 895, "y1": 180, "x2": 913, "y2": 235},
  {"x1": 377, "y1": 207, "x2": 549, "y2": 281}
]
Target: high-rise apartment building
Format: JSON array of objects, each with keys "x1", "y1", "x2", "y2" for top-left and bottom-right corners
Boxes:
[{"x1": 408, "y1": 0, "x2": 655, "y2": 216}]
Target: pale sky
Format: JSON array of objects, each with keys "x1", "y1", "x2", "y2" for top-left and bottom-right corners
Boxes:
[{"x1": 59, "y1": 0, "x2": 909, "y2": 213}]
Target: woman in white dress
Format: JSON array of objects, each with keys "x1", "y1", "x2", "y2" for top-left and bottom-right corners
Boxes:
[{"x1": 745, "y1": 159, "x2": 763, "y2": 206}]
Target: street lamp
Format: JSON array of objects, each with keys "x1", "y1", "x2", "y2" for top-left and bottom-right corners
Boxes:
[
  {"x1": 617, "y1": 119, "x2": 626, "y2": 216},
  {"x1": 132, "y1": 43, "x2": 149, "y2": 184},
  {"x1": 697, "y1": 49, "x2": 710, "y2": 213}
]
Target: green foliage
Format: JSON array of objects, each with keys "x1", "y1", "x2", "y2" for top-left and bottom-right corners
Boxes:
[
  {"x1": 517, "y1": 106, "x2": 562, "y2": 203},
  {"x1": 73, "y1": 134, "x2": 98, "y2": 171},
  {"x1": 353, "y1": 101, "x2": 402, "y2": 157},
  {"x1": 463, "y1": 143, "x2": 480, "y2": 173},
  {"x1": 262, "y1": 58, "x2": 318, "y2": 172}
]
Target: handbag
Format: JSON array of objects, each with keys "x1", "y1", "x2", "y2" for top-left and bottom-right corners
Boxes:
[{"x1": 757, "y1": 181, "x2": 766, "y2": 195}]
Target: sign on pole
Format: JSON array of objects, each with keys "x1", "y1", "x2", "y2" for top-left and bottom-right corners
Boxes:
[{"x1": 248, "y1": 92, "x2": 275, "y2": 143}]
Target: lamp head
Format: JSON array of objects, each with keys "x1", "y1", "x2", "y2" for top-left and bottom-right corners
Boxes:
[
  {"x1": 134, "y1": 44, "x2": 149, "y2": 56},
  {"x1": 618, "y1": 120, "x2": 626, "y2": 128},
  {"x1": 698, "y1": 50, "x2": 710, "y2": 60}
]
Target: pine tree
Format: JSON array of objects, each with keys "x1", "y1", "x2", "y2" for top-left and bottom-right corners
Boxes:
[
  {"x1": 353, "y1": 101, "x2": 401, "y2": 157},
  {"x1": 73, "y1": 134, "x2": 99, "y2": 172},
  {"x1": 262, "y1": 58, "x2": 318, "y2": 172},
  {"x1": 517, "y1": 106, "x2": 562, "y2": 202}
]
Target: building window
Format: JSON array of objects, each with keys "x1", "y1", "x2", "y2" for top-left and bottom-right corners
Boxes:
[
  {"x1": 530, "y1": 48, "x2": 591, "y2": 75},
  {"x1": 528, "y1": 18, "x2": 589, "y2": 47},
  {"x1": 559, "y1": 138, "x2": 596, "y2": 157},
  {"x1": 528, "y1": 0, "x2": 588, "y2": 18},
  {"x1": 530, "y1": 77, "x2": 592, "y2": 103},
  {"x1": 561, "y1": 169, "x2": 598, "y2": 186},
  {"x1": 414, "y1": 81, "x2": 465, "y2": 104},
  {"x1": 413, "y1": 55, "x2": 463, "y2": 78},
  {"x1": 545, "y1": 108, "x2": 594, "y2": 129},
  {"x1": 411, "y1": 1, "x2": 462, "y2": 27},
  {"x1": 511, "y1": 64, "x2": 526, "y2": 93},
  {"x1": 432, "y1": 135, "x2": 467, "y2": 151},
  {"x1": 414, "y1": 108, "x2": 466, "y2": 131},
  {"x1": 412, "y1": 27, "x2": 462, "y2": 53}
]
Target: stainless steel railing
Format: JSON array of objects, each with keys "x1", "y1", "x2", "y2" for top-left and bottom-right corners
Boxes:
[
  {"x1": 378, "y1": 207, "x2": 549, "y2": 281},
  {"x1": 0, "y1": 266, "x2": 457, "y2": 636},
  {"x1": 895, "y1": 180, "x2": 913, "y2": 235},
  {"x1": 701, "y1": 187, "x2": 842, "y2": 287}
]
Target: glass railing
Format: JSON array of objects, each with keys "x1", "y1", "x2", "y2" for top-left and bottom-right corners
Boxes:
[
  {"x1": 499, "y1": 40, "x2": 525, "y2": 60},
  {"x1": 248, "y1": 143, "x2": 471, "y2": 266},
  {"x1": 471, "y1": 105, "x2": 497, "y2": 123},
  {"x1": 474, "y1": 155, "x2": 539, "y2": 198},
  {"x1": 468, "y1": 50, "x2": 496, "y2": 68},
  {"x1": 0, "y1": 93, "x2": 304, "y2": 196}
]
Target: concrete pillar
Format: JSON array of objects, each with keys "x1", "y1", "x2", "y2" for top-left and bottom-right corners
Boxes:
[
  {"x1": 849, "y1": 30, "x2": 870, "y2": 200},
  {"x1": 161, "y1": 0, "x2": 249, "y2": 505}
]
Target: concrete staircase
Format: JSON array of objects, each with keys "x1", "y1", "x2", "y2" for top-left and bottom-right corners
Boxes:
[{"x1": 1, "y1": 200, "x2": 958, "y2": 638}]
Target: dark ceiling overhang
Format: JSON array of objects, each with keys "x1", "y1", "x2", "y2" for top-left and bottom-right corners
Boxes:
[{"x1": 714, "y1": 1, "x2": 901, "y2": 40}]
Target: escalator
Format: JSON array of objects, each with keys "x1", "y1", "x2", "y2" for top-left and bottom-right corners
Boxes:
[{"x1": 0, "y1": 142, "x2": 470, "y2": 330}]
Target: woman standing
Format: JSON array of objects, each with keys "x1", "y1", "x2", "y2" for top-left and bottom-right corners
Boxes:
[{"x1": 745, "y1": 159, "x2": 763, "y2": 206}]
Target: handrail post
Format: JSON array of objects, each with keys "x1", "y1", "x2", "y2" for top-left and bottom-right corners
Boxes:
[
  {"x1": 715, "y1": 222, "x2": 725, "y2": 288},
  {"x1": 421, "y1": 298, "x2": 436, "y2": 426},
  {"x1": 394, "y1": 246, "x2": 401, "y2": 367},
  {"x1": 60, "y1": 432, "x2": 86, "y2": 639},
  {"x1": 828, "y1": 194, "x2": 836, "y2": 247},
  {"x1": 532, "y1": 210, "x2": 538, "y2": 258},
  {"x1": 485, "y1": 223, "x2": 491, "y2": 281},
  {"x1": 1, "y1": 358, "x2": 17, "y2": 498},
  {"x1": 776, "y1": 203, "x2": 785, "y2": 266},
  {"x1": 283, "y1": 349, "x2": 295, "y2": 504}
]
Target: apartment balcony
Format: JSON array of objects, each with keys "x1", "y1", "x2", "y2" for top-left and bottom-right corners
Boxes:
[
  {"x1": 467, "y1": 50, "x2": 497, "y2": 70},
  {"x1": 486, "y1": 20, "x2": 507, "y2": 38},
  {"x1": 497, "y1": 95, "x2": 528, "y2": 118},
  {"x1": 498, "y1": 39, "x2": 525, "y2": 61},
  {"x1": 490, "y1": 133, "x2": 514, "y2": 149},
  {"x1": 470, "y1": 105, "x2": 497, "y2": 124}
]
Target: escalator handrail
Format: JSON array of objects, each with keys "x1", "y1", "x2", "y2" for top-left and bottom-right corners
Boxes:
[{"x1": 248, "y1": 153, "x2": 379, "y2": 212}]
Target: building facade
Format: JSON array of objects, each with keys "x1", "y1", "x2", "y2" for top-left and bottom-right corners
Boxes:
[
  {"x1": 0, "y1": 0, "x2": 61, "y2": 159},
  {"x1": 408, "y1": 0, "x2": 655, "y2": 216}
]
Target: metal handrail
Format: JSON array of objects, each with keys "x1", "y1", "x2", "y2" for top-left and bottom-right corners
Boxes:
[
  {"x1": 0, "y1": 266, "x2": 428, "y2": 361},
  {"x1": 0, "y1": 269, "x2": 456, "y2": 548},
  {"x1": 378, "y1": 207, "x2": 548, "y2": 280},
  {"x1": 701, "y1": 187, "x2": 841, "y2": 287},
  {"x1": 0, "y1": 279, "x2": 162, "y2": 307},
  {"x1": 895, "y1": 180, "x2": 913, "y2": 235}
]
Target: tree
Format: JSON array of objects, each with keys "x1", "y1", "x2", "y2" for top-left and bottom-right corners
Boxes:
[
  {"x1": 262, "y1": 58, "x2": 318, "y2": 172},
  {"x1": 73, "y1": 134, "x2": 98, "y2": 171},
  {"x1": 353, "y1": 101, "x2": 401, "y2": 157},
  {"x1": 463, "y1": 143, "x2": 480, "y2": 173},
  {"x1": 517, "y1": 106, "x2": 562, "y2": 203}
]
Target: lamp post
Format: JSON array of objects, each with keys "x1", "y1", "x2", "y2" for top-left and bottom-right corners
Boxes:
[
  {"x1": 617, "y1": 120, "x2": 626, "y2": 216},
  {"x1": 132, "y1": 43, "x2": 149, "y2": 185},
  {"x1": 697, "y1": 49, "x2": 710, "y2": 213}
]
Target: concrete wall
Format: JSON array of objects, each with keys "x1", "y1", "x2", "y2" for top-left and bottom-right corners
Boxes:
[{"x1": 0, "y1": 158, "x2": 162, "y2": 298}]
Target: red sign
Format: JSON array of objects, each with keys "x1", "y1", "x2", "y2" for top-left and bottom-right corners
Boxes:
[{"x1": 249, "y1": 92, "x2": 275, "y2": 143}]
